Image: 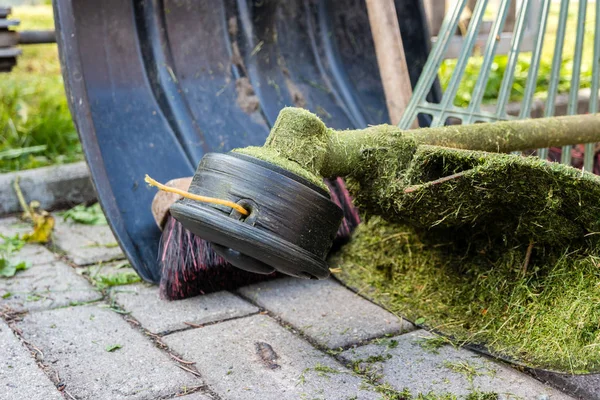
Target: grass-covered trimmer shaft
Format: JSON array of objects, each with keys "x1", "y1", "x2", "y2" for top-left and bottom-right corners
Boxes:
[
  {"x1": 237, "y1": 107, "x2": 600, "y2": 181},
  {"x1": 173, "y1": 106, "x2": 600, "y2": 279}
]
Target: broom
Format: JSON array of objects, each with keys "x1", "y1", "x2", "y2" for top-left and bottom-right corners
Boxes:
[{"x1": 153, "y1": 0, "x2": 413, "y2": 300}]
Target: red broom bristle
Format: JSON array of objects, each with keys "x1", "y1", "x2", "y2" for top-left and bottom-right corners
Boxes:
[
  {"x1": 158, "y1": 178, "x2": 360, "y2": 300},
  {"x1": 545, "y1": 145, "x2": 600, "y2": 175}
]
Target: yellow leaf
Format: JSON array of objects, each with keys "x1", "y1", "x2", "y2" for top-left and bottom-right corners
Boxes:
[
  {"x1": 13, "y1": 176, "x2": 55, "y2": 244},
  {"x1": 22, "y1": 213, "x2": 55, "y2": 244}
]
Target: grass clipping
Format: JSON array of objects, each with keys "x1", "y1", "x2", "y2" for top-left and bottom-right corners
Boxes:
[{"x1": 332, "y1": 145, "x2": 600, "y2": 374}]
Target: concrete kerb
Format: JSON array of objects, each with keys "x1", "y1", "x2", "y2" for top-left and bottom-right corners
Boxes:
[{"x1": 0, "y1": 161, "x2": 96, "y2": 216}]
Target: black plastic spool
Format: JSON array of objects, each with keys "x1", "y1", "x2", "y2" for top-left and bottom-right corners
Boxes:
[{"x1": 169, "y1": 152, "x2": 343, "y2": 279}]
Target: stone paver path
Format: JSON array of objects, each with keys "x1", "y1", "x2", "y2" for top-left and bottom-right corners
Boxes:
[
  {"x1": 0, "y1": 215, "x2": 584, "y2": 399},
  {"x1": 51, "y1": 217, "x2": 124, "y2": 265},
  {"x1": 1, "y1": 319, "x2": 63, "y2": 400}
]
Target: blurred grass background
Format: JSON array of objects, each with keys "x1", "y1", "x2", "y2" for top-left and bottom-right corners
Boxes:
[
  {"x1": 0, "y1": 2, "x2": 596, "y2": 172},
  {"x1": 0, "y1": 5, "x2": 80, "y2": 173},
  {"x1": 440, "y1": 1, "x2": 597, "y2": 107}
]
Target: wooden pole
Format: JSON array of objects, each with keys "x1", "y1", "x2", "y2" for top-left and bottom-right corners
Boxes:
[{"x1": 365, "y1": 0, "x2": 418, "y2": 127}]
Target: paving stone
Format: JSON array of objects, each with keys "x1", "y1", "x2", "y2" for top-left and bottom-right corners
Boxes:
[
  {"x1": 17, "y1": 304, "x2": 199, "y2": 400},
  {"x1": 163, "y1": 314, "x2": 379, "y2": 400},
  {"x1": 0, "y1": 262, "x2": 101, "y2": 312},
  {"x1": 79, "y1": 260, "x2": 140, "y2": 288},
  {"x1": 0, "y1": 216, "x2": 31, "y2": 237},
  {"x1": 0, "y1": 319, "x2": 63, "y2": 400},
  {"x1": 0, "y1": 217, "x2": 60, "y2": 267},
  {"x1": 110, "y1": 284, "x2": 258, "y2": 334},
  {"x1": 238, "y1": 277, "x2": 414, "y2": 349},
  {"x1": 13, "y1": 245, "x2": 57, "y2": 266},
  {"x1": 339, "y1": 329, "x2": 573, "y2": 399},
  {"x1": 51, "y1": 216, "x2": 124, "y2": 265}
]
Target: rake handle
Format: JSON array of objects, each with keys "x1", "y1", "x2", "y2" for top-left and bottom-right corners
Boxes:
[{"x1": 365, "y1": 0, "x2": 416, "y2": 127}]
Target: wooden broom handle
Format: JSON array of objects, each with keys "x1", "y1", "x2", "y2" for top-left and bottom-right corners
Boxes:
[
  {"x1": 365, "y1": 0, "x2": 417, "y2": 127},
  {"x1": 151, "y1": 177, "x2": 192, "y2": 229}
]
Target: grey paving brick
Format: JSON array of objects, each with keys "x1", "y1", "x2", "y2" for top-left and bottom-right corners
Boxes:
[
  {"x1": 238, "y1": 277, "x2": 414, "y2": 349},
  {"x1": 0, "y1": 217, "x2": 57, "y2": 265},
  {"x1": 0, "y1": 262, "x2": 101, "y2": 312},
  {"x1": 17, "y1": 304, "x2": 199, "y2": 400},
  {"x1": 110, "y1": 284, "x2": 258, "y2": 334},
  {"x1": 84, "y1": 260, "x2": 133, "y2": 276},
  {"x1": 339, "y1": 330, "x2": 573, "y2": 399},
  {"x1": 80, "y1": 260, "x2": 140, "y2": 289},
  {"x1": 163, "y1": 314, "x2": 379, "y2": 400},
  {"x1": 0, "y1": 216, "x2": 31, "y2": 237},
  {"x1": 13, "y1": 244, "x2": 57, "y2": 266},
  {"x1": 51, "y1": 216, "x2": 124, "y2": 265},
  {"x1": 0, "y1": 319, "x2": 62, "y2": 400},
  {"x1": 177, "y1": 391, "x2": 215, "y2": 400}
]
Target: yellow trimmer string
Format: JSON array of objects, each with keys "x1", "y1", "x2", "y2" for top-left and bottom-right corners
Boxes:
[{"x1": 144, "y1": 175, "x2": 249, "y2": 216}]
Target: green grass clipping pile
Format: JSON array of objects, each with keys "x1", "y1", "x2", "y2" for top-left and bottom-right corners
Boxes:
[{"x1": 332, "y1": 146, "x2": 600, "y2": 374}]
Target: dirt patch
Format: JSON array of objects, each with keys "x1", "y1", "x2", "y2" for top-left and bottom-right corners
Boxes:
[
  {"x1": 285, "y1": 79, "x2": 306, "y2": 108},
  {"x1": 236, "y1": 77, "x2": 260, "y2": 114}
]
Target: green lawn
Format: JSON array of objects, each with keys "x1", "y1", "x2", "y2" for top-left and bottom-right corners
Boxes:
[
  {"x1": 0, "y1": 5, "x2": 81, "y2": 173},
  {"x1": 0, "y1": 4, "x2": 595, "y2": 173}
]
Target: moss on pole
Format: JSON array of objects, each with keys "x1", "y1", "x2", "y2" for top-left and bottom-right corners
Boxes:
[{"x1": 238, "y1": 107, "x2": 600, "y2": 180}]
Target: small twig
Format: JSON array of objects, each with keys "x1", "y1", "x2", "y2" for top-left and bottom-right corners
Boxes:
[
  {"x1": 12, "y1": 176, "x2": 32, "y2": 220},
  {"x1": 177, "y1": 364, "x2": 202, "y2": 377},
  {"x1": 32, "y1": 344, "x2": 44, "y2": 359},
  {"x1": 145, "y1": 331, "x2": 163, "y2": 340},
  {"x1": 522, "y1": 241, "x2": 534, "y2": 275},
  {"x1": 63, "y1": 390, "x2": 76, "y2": 400},
  {"x1": 125, "y1": 317, "x2": 140, "y2": 326},
  {"x1": 183, "y1": 321, "x2": 204, "y2": 328},
  {"x1": 170, "y1": 353, "x2": 196, "y2": 365},
  {"x1": 174, "y1": 386, "x2": 205, "y2": 397},
  {"x1": 403, "y1": 171, "x2": 470, "y2": 194},
  {"x1": 21, "y1": 337, "x2": 44, "y2": 360}
]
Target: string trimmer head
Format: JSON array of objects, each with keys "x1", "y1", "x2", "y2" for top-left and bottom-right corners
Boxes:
[
  {"x1": 170, "y1": 107, "x2": 600, "y2": 278},
  {"x1": 169, "y1": 152, "x2": 342, "y2": 279}
]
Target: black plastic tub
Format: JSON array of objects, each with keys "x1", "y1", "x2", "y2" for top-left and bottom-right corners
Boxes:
[{"x1": 53, "y1": 0, "x2": 439, "y2": 282}]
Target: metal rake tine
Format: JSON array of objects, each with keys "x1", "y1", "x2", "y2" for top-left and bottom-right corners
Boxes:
[
  {"x1": 432, "y1": 0, "x2": 490, "y2": 127},
  {"x1": 538, "y1": 0, "x2": 570, "y2": 161},
  {"x1": 520, "y1": 0, "x2": 552, "y2": 120},
  {"x1": 463, "y1": 0, "x2": 512, "y2": 124},
  {"x1": 495, "y1": 0, "x2": 532, "y2": 120},
  {"x1": 561, "y1": 0, "x2": 587, "y2": 165},
  {"x1": 585, "y1": 0, "x2": 600, "y2": 172},
  {"x1": 398, "y1": 0, "x2": 469, "y2": 130}
]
